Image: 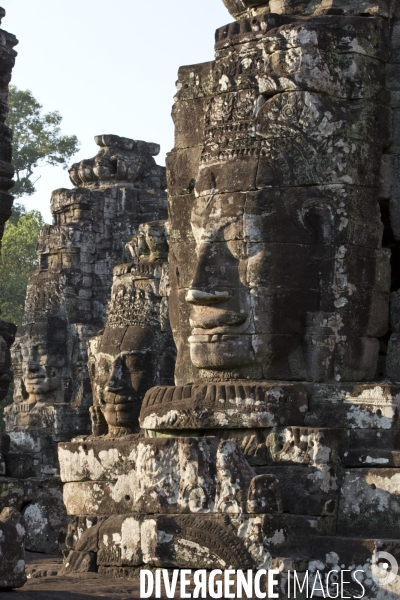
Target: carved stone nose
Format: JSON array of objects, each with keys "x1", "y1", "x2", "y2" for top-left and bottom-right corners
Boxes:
[{"x1": 185, "y1": 289, "x2": 232, "y2": 305}]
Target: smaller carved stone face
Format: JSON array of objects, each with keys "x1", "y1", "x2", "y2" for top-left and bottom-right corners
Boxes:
[
  {"x1": 142, "y1": 222, "x2": 169, "y2": 261},
  {"x1": 19, "y1": 320, "x2": 68, "y2": 403},
  {"x1": 23, "y1": 345, "x2": 64, "y2": 397},
  {"x1": 91, "y1": 326, "x2": 157, "y2": 433},
  {"x1": 126, "y1": 221, "x2": 169, "y2": 263}
]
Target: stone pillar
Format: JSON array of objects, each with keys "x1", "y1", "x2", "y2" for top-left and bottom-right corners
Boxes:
[{"x1": 383, "y1": 3, "x2": 400, "y2": 382}]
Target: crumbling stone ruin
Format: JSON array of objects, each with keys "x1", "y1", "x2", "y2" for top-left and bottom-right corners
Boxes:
[
  {"x1": 0, "y1": 6, "x2": 17, "y2": 410},
  {"x1": 0, "y1": 432, "x2": 26, "y2": 590},
  {"x1": 58, "y1": 0, "x2": 400, "y2": 596},
  {"x1": 0, "y1": 7, "x2": 27, "y2": 591},
  {"x1": 1, "y1": 135, "x2": 168, "y2": 555}
]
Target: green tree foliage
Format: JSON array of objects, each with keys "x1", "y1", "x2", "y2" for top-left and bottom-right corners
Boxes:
[
  {"x1": 7, "y1": 86, "x2": 80, "y2": 198},
  {"x1": 7, "y1": 201, "x2": 26, "y2": 226},
  {"x1": 0, "y1": 203, "x2": 45, "y2": 326}
]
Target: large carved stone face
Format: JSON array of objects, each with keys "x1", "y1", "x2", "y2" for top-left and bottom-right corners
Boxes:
[
  {"x1": 185, "y1": 187, "x2": 384, "y2": 380},
  {"x1": 187, "y1": 191, "x2": 319, "y2": 377},
  {"x1": 19, "y1": 320, "x2": 67, "y2": 402},
  {"x1": 91, "y1": 326, "x2": 157, "y2": 431}
]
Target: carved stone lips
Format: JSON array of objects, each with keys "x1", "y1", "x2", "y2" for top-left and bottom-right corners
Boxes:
[
  {"x1": 189, "y1": 307, "x2": 246, "y2": 330},
  {"x1": 102, "y1": 393, "x2": 135, "y2": 404},
  {"x1": 188, "y1": 333, "x2": 241, "y2": 343}
]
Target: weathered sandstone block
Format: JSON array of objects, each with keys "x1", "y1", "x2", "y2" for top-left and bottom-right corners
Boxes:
[
  {"x1": 222, "y1": 0, "x2": 393, "y2": 20},
  {"x1": 338, "y1": 468, "x2": 400, "y2": 538},
  {"x1": 0, "y1": 507, "x2": 26, "y2": 589},
  {"x1": 60, "y1": 437, "x2": 283, "y2": 517}
]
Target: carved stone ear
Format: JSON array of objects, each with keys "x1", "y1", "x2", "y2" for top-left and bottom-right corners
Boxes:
[
  {"x1": 89, "y1": 406, "x2": 108, "y2": 437},
  {"x1": 20, "y1": 378, "x2": 29, "y2": 401},
  {"x1": 125, "y1": 235, "x2": 141, "y2": 261},
  {"x1": 300, "y1": 201, "x2": 334, "y2": 245}
]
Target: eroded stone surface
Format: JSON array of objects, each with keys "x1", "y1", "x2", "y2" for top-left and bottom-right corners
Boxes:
[
  {"x1": 0, "y1": 473, "x2": 69, "y2": 555},
  {"x1": 169, "y1": 12, "x2": 391, "y2": 387},
  {"x1": 0, "y1": 10, "x2": 18, "y2": 475},
  {"x1": 338, "y1": 468, "x2": 400, "y2": 538},
  {"x1": 60, "y1": 437, "x2": 284, "y2": 517},
  {"x1": 140, "y1": 382, "x2": 308, "y2": 430},
  {"x1": 0, "y1": 507, "x2": 26, "y2": 589},
  {"x1": 222, "y1": 0, "x2": 393, "y2": 20}
]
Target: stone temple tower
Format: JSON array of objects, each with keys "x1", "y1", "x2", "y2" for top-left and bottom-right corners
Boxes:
[
  {"x1": 5, "y1": 135, "x2": 167, "y2": 470},
  {"x1": 2, "y1": 134, "x2": 168, "y2": 555},
  {"x1": 59, "y1": 0, "x2": 400, "y2": 596}
]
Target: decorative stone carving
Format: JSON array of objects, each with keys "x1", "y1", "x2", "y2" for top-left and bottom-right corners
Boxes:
[
  {"x1": 3, "y1": 135, "x2": 167, "y2": 556},
  {"x1": 6, "y1": 134, "x2": 167, "y2": 465},
  {"x1": 169, "y1": 10, "x2": 392, "y2": 385},
  {"x1": 88, "y1": 220, "x2": 175, "y2": 437},
  {"x1": 59, "y1": 1, "x2": 400, "y2": 594},
  {"x1": 222, "y1": 0, "x2": 393, "y2": 20}
]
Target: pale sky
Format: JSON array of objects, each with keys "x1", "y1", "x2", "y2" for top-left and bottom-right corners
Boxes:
[{"x1": 2, "y1": 0, "x2": 231, "y2": 222}]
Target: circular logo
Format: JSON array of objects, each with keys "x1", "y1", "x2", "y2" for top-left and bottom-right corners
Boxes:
[{"x1": 371, "y1": 552, "x2": 398, "y2": 586}]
